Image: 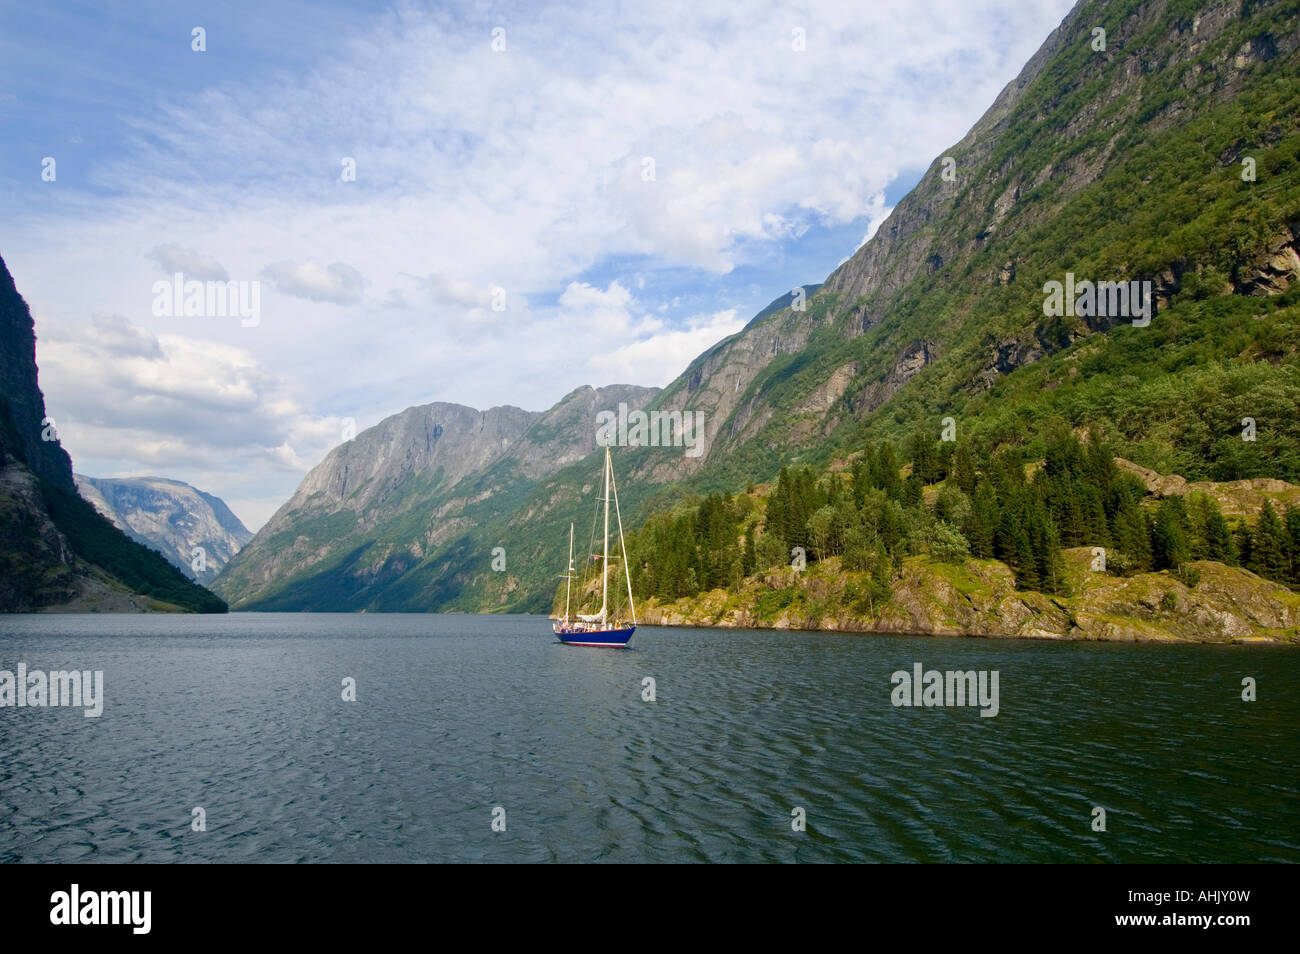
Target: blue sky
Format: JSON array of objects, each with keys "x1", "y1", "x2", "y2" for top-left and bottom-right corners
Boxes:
[{"x1": 1, "y1": 0, "x2": 1075, "y2": 528}]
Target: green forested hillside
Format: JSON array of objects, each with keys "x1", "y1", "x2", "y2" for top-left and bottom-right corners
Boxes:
[
  {"x1": 531, "y1": 0, "x2": 1300, "y2": 618},
  {"x1": 588, "y1": 429, "x2": 1300, "y2": 626},
  {"x1": 216, "y1": 0, "x2": 1300, "y2": 620}
]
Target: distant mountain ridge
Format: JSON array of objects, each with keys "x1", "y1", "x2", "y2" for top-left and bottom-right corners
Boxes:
[
  {"x1": 215, "y1": 385, "x2": 658, "y2": 609},
  {"x1": 75, "y1": 475, "x2": 252, "y2": 585}
]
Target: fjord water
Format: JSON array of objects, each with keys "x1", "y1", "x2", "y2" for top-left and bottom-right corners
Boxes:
[{"x1": 0, "y1": 614, "x2": 1295, "y2": 864}]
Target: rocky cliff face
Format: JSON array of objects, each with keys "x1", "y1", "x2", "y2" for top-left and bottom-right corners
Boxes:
[
  {"x1": 76, "y1": 475, "x2": 252, "y2": 585},
  {"x1": 0, "y1": 252, "x2": 226, "y2": 612},
  {"x1": 215, "y1": 383, "x2": 657, "y2": 609},
  {"x1": 633, "y1": 0, "x2": 1300, "y2": 479},
  {"x1": 0, "y1": 256, "x2": 74, "y2": 491},
  {"x1": 638, "y1": 551, "x2": 1300, "y2": 644}
]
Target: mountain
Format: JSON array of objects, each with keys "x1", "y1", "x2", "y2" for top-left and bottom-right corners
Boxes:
[
  {"x1": 216, "y1": 0, "x2": 1300, "y2": 615},
  {"x1": 0, "y1": 253, "x2": 226, "y2": 613},
  {"x1": 215, "y1": 385, "x2": 657, "y2": 610},
  {"x1": 625, "y1": 0, "x2": 1300, "y2": 489},
  {"x1": 75, "y1": 475, "x2": 252, "y2": 585}
]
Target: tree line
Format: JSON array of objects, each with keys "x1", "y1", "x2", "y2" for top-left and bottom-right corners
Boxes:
[{"x1": 624, "y1": 427, "x2": 1300, "y2": 604}]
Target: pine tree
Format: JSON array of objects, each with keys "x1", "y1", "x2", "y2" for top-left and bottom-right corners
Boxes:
[
  {"x1": 1084, "y1": 430, "x2": 1118, "y2": 494},
  {"x1": 901, "y1": 474, "x2": 924, "y2": 510},
  {"x1": 1235, "y1": 521, "x2": 1253, "y2": 572},
  {"x1": 1249, "y1": 502, "x2": 1287, "y2": 581},
  {"x1": 1109, "y1": 484, "x2": 1152, "y2": 571},
  {"x1": 951, "y1": 444, "x2": 977, "y2": 495},
  {"x1": 1190, "y1": 493, "x2": 1234, "y2": 564},
  {"x1": 875, "y1": 443, "x2": 902, "y2": 499},
  {"x1": 997, "y1": 499, "x2": 1039, "y2": 590},
  {"x1": 876, "y1": 495, "x2": 906, "y2": 558},
  {"x1": 1080, "y1": 482, "x2": 1109, "y2": 547},
  {"x1": 1036, "y1": 510, "x2": 1069, "y2": 595},
  {"x1": 908, "y1": 431, "x2": 935, "y2": 484},
  {"x1": 1151, "y1": 496, "x2": 1191, "y2": 571},
  {"x1": 1286, "y1": 505, "x2": 1300, "y2": 586},
  {"x1": 1011, "y1": 519, "x2": 1039, "y2": 590},
  {"x1": 967, "y1": 481, "x2": 999, "y2": 558},
  {"x1": 851, "y1": 456, "x2": 873, "y2": 509},
  {"x1": 769, "y1": 467, "x2": 791, "y2": 548}
]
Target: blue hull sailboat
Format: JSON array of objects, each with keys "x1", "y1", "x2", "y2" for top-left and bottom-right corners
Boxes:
[{"x1": 553, "y1": 445, "x2": 636, "y2": 647}]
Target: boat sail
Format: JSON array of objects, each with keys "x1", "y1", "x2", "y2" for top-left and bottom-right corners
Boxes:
[{"x1": 553, "y1": 445, "x2": 636, "y2": 647}]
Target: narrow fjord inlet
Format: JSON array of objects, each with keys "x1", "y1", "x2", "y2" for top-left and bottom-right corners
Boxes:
[
  {"x1": 2, "y1": 0, "x2": 1299, "y2": 902},
  {"x1": 1, "y1": 614, "x2": 1295, "y2": 864}
]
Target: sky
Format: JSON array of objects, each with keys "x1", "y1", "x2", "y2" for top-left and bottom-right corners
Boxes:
[{"x1": 0, "y1": 0, "x2": 1076, "y2": 531}]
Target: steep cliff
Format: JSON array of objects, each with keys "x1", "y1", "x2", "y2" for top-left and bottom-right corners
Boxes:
[
  {"x1": 0, "y1": 253, "x2": 226, "y2": 613},
  {"x1": 76, "y1": 475, "x2": 252, "y2": 585},
  {"x1": 215, "y1": 384, "x2": 657, "y2": 609}
]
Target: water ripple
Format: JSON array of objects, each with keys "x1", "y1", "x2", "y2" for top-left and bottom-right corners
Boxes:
[{"x1": 0, "y1": 614, "x2": 1296, "y2": 862}]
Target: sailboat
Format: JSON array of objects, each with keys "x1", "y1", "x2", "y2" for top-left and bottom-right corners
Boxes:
[{"x1": 553, "y1": 445, "x2": 636, "y2": 647}]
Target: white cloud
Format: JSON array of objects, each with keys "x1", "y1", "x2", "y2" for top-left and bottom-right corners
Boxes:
[
  {"x1": 148, "y1": 245, "x2": 229, "y2": 282},
  {"x1": 555, "y1": 280, "x2": 744, "y2": 385},
  {"x1": 8, "y1": 0, "x2": 1078, "y2": 527},
  {"x1": 588, "y1": 308, "x2": 747, "y2": 386},
  {"x1": 261, "y1": 260, "x2": 365, "y2": 305},
  {"x1": 844, "y1": 192, "x2": 895, "y2": 262},
  {"x1": 35, "y1": 315, "x2": 340, "y2": 529}
]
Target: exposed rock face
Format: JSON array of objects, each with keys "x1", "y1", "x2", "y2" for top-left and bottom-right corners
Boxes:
[
  {"x1": 215, "y1": 383, "x2": 658, "y2": 609},
  {"x1": 1115, "y1": 458, "x2": 1300, "y2": 518},
  {"x1": 286, "y1": 402, "x2": 536, "y2": 519},
  {"x1": 0, "y1": 460, "x2": 77, "y2": 610},
  {"x1": 267, "y1": 384, "x2": 659, "y2": 527},
  {"x1": 813, "y1": 0, "x2": 1088, "y2": 313},
  {"x1": 638, "y1": 551, "x2": 1300, "y2": 644},
  {"x1": 76, "y1": 475, "x2": 252, "y2": 584},
  {"x1": 637, "y1": 0, "x2": 1300, "y2": 475},
  {"x1": 0, "y1": 253, "x2": 225, "y2": 612},
  {"x1": 1239, "y1": 223, "x2": 1300, "y2": 295},
  {"x1": 0, "y1": 256, "x2": 74, "y2": 491},
  {"x1": 634, "y1": 287, "x2": 829, "y2": 478},
  {"x1": 0, "y1": 462, "x2": 171, "y2": 612}
]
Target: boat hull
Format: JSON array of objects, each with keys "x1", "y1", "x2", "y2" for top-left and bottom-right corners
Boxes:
[{"x1": 554, "y1": 625, "x2": 635, "y2": 647}]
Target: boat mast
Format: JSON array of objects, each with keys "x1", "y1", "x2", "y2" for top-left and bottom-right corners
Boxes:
[
  {"x1": 600, "y1": 445, "x2": 610, "y2": 627},
  {"x1": 564, "y1": 522, "x2": 574, "y2": 623},
  {"x1": 609, "y1": 445, "x2": 637, "y2": 626}
]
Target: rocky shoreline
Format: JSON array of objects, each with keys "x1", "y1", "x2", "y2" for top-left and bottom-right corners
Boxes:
[{"x1": 636, "y1": 549, "x2": 1300, "y2": 644}]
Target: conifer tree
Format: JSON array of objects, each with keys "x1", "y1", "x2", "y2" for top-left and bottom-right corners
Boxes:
[
  {"x1": 851, "y1": 456, "x2": 873, "y2": 509},
  {"x1": 742, "y1": 521, "x2": 758, "y2": 577},
  {"x1": 1151, "y1": 496, "x2": 1192, "y2": 571},
  {"x1": 1285, "y1": 505, "x2": 1300, "y2": 585},
  {"x1": 875, "y1": 443, "x2": 902, "y2": 499},
  {"x1": 1035, "y1": 508, "x2": 1069, "y2": 595},
  {"x1": 951, "y1": 444, "x2": 977, "y2": 495},
  {"x1": 1235, "y1": 521, "x2": 1253, "y2": 572},
  {"x1": 1249, "y1": 502, "x2": 1288, "y2": 581},
  {"x1": 901, "y1": 474, "x2": 924, "y2": 510},
  {"x1": 1109, "y1": 479, "x2": 1152, "y2": 571},
  {"x1": 966, "y1": 482, "x2": 999, "y2": 558},
  {"x1": 1190, "y1": 494, "x2": 1234, "y2": 564}
]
